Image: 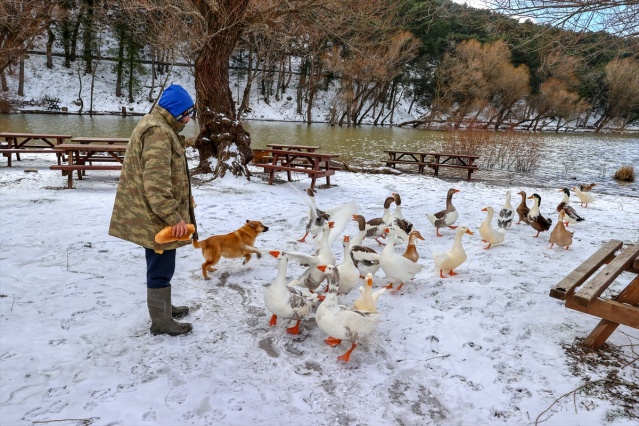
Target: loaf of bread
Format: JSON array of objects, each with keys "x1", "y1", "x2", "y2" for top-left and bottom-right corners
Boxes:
[{"x1": 155, "y1": 224, "x2": 196, "y2": 244}]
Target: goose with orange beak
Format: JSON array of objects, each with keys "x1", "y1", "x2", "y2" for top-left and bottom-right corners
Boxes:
[
  {"x1": 264, "y1": 251, "x2": 319, "y2": 335},
  {"x1": 315, "y1": 265, "x2": 380, "y2": 362}
]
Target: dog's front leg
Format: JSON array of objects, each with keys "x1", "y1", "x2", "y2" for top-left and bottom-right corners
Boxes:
[{"x1": 242, "y1": 245, "x2": 262, "y2": 264}]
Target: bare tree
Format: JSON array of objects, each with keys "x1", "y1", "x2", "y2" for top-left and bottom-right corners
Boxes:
[{"x1": 1, "y1": 1, "x2": 60, "y2": 75}]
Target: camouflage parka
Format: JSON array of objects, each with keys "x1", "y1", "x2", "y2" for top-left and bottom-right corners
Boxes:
[{"x1": 109, "y1": 106, "x2": 198, "y2": 251}]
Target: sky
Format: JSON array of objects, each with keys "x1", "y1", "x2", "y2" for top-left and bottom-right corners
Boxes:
[{"x1": 1, "y1": 149, "x2": 638, "y2": 425}]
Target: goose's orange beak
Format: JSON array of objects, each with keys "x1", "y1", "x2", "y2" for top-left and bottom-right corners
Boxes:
[
  {"x1": 384, "y1": 227, "x2": 390, "y2": 233},
  {"x1": 344, "y1": 235, "x2": 350, "y2": 242},
  {"x1": 481, "y1": 207, "x2": 487, "y2": 212},
  {"x1": 527, "y1": 195, "x2": 534, "y2": 199},
  {"x1": 269, "y1": 250, "x2": 280, "y2": 258},
  {"x1": 317, "y1": 265, "x2": 327, "y2": 272},
  {"x1": 367, "y1": 276, "x2": 373, "y2": 287},
  {"x1": 454, "y1": 189, "x2": 460, "y2": 193},
  {"x1": 328, "y1": 221, "x2": 335, "y2": 228},
  {"x1": 465, "y1": 229, "x2": 474, "y2": 235}
]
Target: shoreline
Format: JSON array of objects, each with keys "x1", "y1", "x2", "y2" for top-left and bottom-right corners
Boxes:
[{"x1": 4, "y1": 109, "x2": 638, "y2": 135}]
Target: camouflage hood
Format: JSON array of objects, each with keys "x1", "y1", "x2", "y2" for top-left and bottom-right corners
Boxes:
[{"x1": 109, "y1": 106, "x2": 197, "y2": 250}]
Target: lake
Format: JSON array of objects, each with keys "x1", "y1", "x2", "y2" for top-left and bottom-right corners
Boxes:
[{"x1": 1, "y1": 114, "x2": 637, "y2": 197}]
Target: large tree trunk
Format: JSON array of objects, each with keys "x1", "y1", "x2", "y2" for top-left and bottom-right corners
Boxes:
[{"x1": 192, "y1": 0, "x2": 252, "y2": 178}]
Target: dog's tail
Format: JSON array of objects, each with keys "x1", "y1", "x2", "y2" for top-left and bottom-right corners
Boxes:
[{"x1": 192, "y1": 239, "x2": 202, "y2": 249}]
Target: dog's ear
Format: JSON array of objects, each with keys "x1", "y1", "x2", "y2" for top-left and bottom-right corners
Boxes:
[
  {"x1": 246, "y1": 220, "x2": 249, "y2": 223},
  {"x1": 247, "y1": 220, "x2": 256, "y2": 229}
]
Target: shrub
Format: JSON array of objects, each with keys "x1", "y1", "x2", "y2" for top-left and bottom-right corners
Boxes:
[{"x1": 613, "y1": 164, "x2": 635, "y2": 182}]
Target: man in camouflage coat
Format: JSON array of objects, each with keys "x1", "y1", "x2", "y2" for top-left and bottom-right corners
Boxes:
[{"x1": 109, "y1": 84, "x2": 198, "y2": 336}]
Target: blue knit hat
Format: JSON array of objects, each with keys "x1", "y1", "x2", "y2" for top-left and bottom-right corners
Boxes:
[{"x1": 158, "y1": 84, "x2": 194, "y2": 121}]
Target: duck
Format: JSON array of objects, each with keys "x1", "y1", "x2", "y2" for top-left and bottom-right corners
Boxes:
[
  {"x1": 336, "y1": 235, "x2": 360, "y2": 295},
  {"x1": 515, "y1": 191, "x2": 530, "y2": 225},
  {"x1": 353, "y1": 214, "x2": 384, "y2": 246},
  {"x1": 379, "y1": 224, "x2": 425, "y2": 291},
  {"x1": 402, "y1": 230, "x2": 425, "y2": 262},
  {"x1": 298, "y1": 188, "x2": 329, "y2": 242},
  {"x1": 315, "y1": 264, "x2": 380, "y2": 362},
  {"x1": 359, "y1": 196, "x2": 395, "y2": 245},
  {"x1": 497, "y1": 190, "x2": 515, "y2": 229},
  {"x1": 572, "y1": 186, "x2": 595, "y2": 208},
  {"x1": 427, "y1": 188, "x2": 460, "y2": 237},
  {"x1": 391, "y1": 217, "x2": 413, "y2": 244},
  {"x1": 264, "y1": 251, "x2": 320, "y2": 335},
  {"x1": 527, "y1": 194, "x2": 553, "y2": 238},
  {"x1": 289, "y1": 221, "x2": 336, "y2": 293},
  {"x1": 479, "y1": 206, "x2": 506, "y2": 250},
  {"x1": 349, "y1": 215, "x2": 382, "y2": 278},
  {"x1": 556, "y1": 188, "x2": 585, "y2": 226},
  {"x1": 352, "y1": 273, "x2": 386, "y2": 313},
  {"x1": 433, "y1": 226, "x2": 473, "y2": 278},
  {"x1": 548, "y1": 210, "x2": 574, "y2": 250},
  {"x1": 579, "y1": 183, "x2": 596, "y2": 192}
]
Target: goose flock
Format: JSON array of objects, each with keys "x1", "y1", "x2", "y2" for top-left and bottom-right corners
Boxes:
[{"x1": 263, "y1": 185, "x2": 593, "y2": 362}]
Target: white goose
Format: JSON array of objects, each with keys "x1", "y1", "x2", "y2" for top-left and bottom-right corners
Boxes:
[
  {"x1": 299, "y1": 188, "x2": 329, "y2": 242},
  {"x1": 352, "y1": 273, "x2": 386, "y2": 313},
  {"x1": 379, "y1": 224, "x2": 425, "y2": 292},
  {"x1": 336, "y1": 235, "x2": 360, "y2": 295},
  {"x1": 479, "y1": 206, "x2": 506, "y2": 250},
  {"x1": 290, "y1": 221, "x2": 336, "y2": 293},
  {"x1": 572, "y1": 186, "x2": 595, "y2": 208},
  {"x1": 497, "y1": 190, "x2": 515, "y2": 229},
  {"x1": 315, "y1": 265, "x2": 380, "y2": 362},
  {"x1": 433, "y1": 226, "x2": 473, "y2": 278},
  {"x1": 264, "y1": 251, "x2": 319, "y2": 335}
]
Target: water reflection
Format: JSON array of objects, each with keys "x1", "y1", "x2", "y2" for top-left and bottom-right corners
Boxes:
[{"x1": 1, "y1": 114, "x2": 637, "y2": 197}]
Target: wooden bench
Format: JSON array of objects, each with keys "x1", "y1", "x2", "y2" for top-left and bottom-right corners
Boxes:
[
  {"x1": 0, "y1": 132, "x2": 72, "y2": 167},
  {"x1": 550, "y1": 240, "x2": 639, "y2": 349},
  {"x1": 383, "y1": 150, "x2": 480, "y2": 180},
  {"x1": 256, "y1": 149, "x2": 338, "y2": 190},
  {"x1": 52, "y1": 143, "x2": 127, "y2": 188},
  {"x1": 50, "y1": 165, "x2": 123, "y2": 189}
]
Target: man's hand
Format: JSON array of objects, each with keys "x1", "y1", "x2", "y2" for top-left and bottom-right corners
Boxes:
[{"x1": 172, "y1": 220, "x2": 188, "y2": 238}]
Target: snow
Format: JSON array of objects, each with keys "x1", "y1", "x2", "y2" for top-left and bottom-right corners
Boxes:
[{"x1": 1, "y1": 152, "x2": 638, "y2": 425}]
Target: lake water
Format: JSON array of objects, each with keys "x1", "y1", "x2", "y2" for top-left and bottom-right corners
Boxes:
[{"x1": 1, "y1": 114, "x2": 637, "y2": 197}]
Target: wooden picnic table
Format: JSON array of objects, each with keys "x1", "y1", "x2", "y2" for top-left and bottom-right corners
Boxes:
[
  {"x1": 383, "y1": 150, "x2": 480, "y2": 180},
  {"x1": 256, "y1": 148, "x2": 338, "y2": 190},
  {"x1": 550, "y1": 239, "x2": 639, "y2": 350},
  {"x1": 71, "y1": 136, "x2": 129, "y2": 145},
  {"x1": 0, "y1": 132, "x2": 71, "y2": 167},
  {"x1": 266, "y1": 143, "x2": 321, "y2": 152},
  {"x1": 51, "y1": 143, "x2": 127, "y2": 189}
]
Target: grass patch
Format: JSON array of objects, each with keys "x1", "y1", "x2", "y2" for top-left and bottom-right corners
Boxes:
[{"x1": 613, "y1": 164, "x2": 635, "y2": 182}]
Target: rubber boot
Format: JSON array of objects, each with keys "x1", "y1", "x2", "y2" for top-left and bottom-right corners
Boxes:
[
  {"x1": 147, "y1": 287, "x2": 192, "y2": 336},
  {"x1": 171, "y1": 304, "x2": 189, "y2": 318}
]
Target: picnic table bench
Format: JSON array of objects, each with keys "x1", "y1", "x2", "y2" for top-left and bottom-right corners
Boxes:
[
  {"x1": 51, "y1": 143, "x2": 126, "y2": 189},
  {"x1": 383, "y1": 150, "x2": 480, "y2": 180},
  {"x1": 71, "y1": 136, "x2": 129, "y2": 145},
  {"x1": 256, "y1": 147, "x2": 338, "y2": 190},
  {"x1": 0, "y1": 132, "x2": 71, "y2": 167},
  {"x1": 550, "y1": 239, "x2": 639, "y2": 350}
]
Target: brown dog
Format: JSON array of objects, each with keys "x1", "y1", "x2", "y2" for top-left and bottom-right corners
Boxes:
[{"x1": 192, "y1": 220, "x2": 269, "y2": 280}]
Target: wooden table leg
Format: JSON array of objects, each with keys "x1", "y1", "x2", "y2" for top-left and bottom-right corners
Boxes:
[{"x1": 582, "y1": 276, "x2": 639, "y2": 349}]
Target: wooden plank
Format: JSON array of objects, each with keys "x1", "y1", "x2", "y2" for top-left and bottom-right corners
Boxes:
[
  {"x1": 581, "y1": 276, "x2": 639, "y2": 349},
  {"x1": 549, "y1": 240, "x2": 623, "y2": 300},
  {"x1": 565, "y1": 297, "x2": 639, "y2": 329},
  {"x1": 573, "y1": 244, "x2": 639, "y2": 307}
]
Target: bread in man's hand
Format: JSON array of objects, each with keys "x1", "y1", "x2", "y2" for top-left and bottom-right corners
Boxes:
[{"x1": 155, "y1": 224, "x2": 196, "y2": 244}]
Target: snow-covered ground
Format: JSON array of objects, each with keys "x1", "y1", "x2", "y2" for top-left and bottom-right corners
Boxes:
[{"x1": 1, "y1": 151, "x2": 638, "y2": 425}]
